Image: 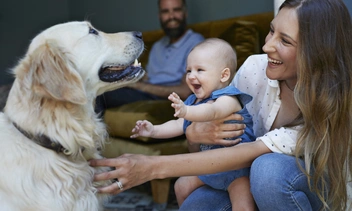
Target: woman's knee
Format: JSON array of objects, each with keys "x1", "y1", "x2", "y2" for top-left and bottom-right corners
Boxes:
[
  {"x1": 180, "y1": 186, "x2": 231, "y2": 211},
  {"x1": 249, "y1": 153, "x2": 321, "y2": 210},
  {"x1": 250, "y1": 153, "x2": 300, "y2": 192}
]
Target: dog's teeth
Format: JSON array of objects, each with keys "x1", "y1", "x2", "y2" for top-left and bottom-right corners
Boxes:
[{"x1": 133, "y1": 59, "x2": 141, "y2": 67}]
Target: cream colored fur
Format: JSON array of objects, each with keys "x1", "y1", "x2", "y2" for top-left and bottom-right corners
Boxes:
[{"x1": 0, "y1": 21, "x2": 144, "y2": 211}]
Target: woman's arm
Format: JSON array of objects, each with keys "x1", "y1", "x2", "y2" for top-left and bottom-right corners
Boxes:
[{"x1": 90, "y1": 139, "x2": 271, "y2": 194}]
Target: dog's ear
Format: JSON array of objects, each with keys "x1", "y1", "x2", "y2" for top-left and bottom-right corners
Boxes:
[{"x1": 29, "y1": 41, "x2": 87, "y2": 105}]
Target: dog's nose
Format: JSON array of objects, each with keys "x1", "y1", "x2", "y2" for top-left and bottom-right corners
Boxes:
[{"x1": 133, "y1": 31, "x2": 143, "y2": 40}]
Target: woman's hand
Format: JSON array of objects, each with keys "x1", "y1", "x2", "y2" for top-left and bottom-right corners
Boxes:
[
  {"x1": 186, "y1": 113, "x2": 245, "y2": 147},
  {"x1": 89, "y1": 141, "x2": 270, "y2": 195},
  {"x1": 89, "y1": 154, "x2": 155, "y2": 194}
]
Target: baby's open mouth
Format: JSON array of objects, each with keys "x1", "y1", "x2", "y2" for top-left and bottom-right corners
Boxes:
[{"x1": 192, "y1": 84, "x2": 201, "y2": 90}]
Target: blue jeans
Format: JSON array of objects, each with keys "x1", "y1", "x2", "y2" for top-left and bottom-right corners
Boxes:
[
  {"x1": 198, "y1": 167, "x2": 250, "y2": 191},
  {"x1": 180, "y1": 153, "x2": 323, "y2": 211}
]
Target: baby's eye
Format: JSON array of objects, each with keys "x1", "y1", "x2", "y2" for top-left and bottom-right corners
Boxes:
[{"x1": 89, "y1": 27, "x2": 99, "y2": 35}]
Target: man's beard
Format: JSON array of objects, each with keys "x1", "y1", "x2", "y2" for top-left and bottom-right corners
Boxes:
[{"x1": 161, "y1": 18, "x2": 187, "y2": 40}]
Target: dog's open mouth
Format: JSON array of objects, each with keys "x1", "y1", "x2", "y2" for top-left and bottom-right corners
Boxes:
[{"x1": 99, "y1": 59, "x2": 145, "y2": 83}]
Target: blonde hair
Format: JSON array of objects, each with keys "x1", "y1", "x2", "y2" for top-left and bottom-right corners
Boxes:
[{"x1": 281, "y1": 0, "x2": 352, "y2": 210}]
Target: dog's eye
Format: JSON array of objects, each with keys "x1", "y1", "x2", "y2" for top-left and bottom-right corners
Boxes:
[{"x1": 89, "y1": 27, "x2": 99, "y2": 35}]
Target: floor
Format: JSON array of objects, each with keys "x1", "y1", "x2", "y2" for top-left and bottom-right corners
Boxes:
[{"x1": 103, "y1": 179, "x2": 179, "y2": 211}]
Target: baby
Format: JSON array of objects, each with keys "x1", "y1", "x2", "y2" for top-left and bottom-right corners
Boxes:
[{"x1": 131, "y1": 38, "x2": 256, "y2": 210}]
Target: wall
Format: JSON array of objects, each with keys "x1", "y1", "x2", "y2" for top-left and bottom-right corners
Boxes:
[
  {"x1": 68, "y1": 0, "x2": 274, "y2": 32},
  {"x1": 345, "y1": 0, "x2": 352, "y2": 14},
  {"x1": 0, "y1": 0, "x2": 70, "y2": 85},
  {"x1": 1, "y1": 0, "x2": 351, "y2": 85},
  {"x1": 0, "y1": 0, "x2": 273, "y2": 85}
]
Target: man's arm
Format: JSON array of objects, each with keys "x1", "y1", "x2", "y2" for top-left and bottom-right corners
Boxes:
[{"x1": 127, "y1": 75, "x2": 191, "y2": 100}]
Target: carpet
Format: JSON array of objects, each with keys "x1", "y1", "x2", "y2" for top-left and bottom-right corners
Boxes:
[{"x1": 104, "y1": 181, "x2": 179, "y2": 211}]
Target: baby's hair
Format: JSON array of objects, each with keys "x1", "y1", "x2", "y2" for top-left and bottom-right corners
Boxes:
[{"x1": 193, "y1": 38, "x2": 237, "y2": 82}]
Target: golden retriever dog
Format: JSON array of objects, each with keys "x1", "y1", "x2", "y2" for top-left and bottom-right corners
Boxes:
[{"x1": 0, "y1": 21, "x2": 144, "y2": 211}]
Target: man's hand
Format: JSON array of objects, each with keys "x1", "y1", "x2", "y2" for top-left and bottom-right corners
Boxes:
[{"x1": 126, "y1": 81, "x2": 143, "y2": 89}]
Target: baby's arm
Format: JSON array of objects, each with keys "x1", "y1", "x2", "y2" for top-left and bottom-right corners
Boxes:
[
  {"x1": 130, "y1": 120, "x2": 155, "y2": 138},
  {"x1": 130, "y1": 118, "x2": 185, "y2": 139},
  {"x1": 169, "y1": 92, "x2": 242, "y2": 122},
  {"x1": 168, "y1": 92, "x2": 188, "y2": 118}
]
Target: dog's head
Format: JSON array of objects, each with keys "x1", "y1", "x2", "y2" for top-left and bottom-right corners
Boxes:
[
  {"x1": 4, "y1": 21, "x2": 145, "y2": 156},
  {"x1": 16, "y1": 21, "x2": 145, "y2": 105}
]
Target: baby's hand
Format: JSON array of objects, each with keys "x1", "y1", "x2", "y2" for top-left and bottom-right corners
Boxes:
[
  {"x1": 168, "y1": 92, "x2": 187, "y2": 118},
  {"x1": 130, "y1": 120, "x2": 154, "y2": 138}
]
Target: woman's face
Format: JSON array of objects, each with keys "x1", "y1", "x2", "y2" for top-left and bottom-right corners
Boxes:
[{"x1": 263, "y1": 7, "x2": 299, "y2": 85}]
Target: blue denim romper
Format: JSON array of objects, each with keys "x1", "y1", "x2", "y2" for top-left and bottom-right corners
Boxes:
[{"x1": 183, "y1": 86, "x2": 256, "y2": 190}]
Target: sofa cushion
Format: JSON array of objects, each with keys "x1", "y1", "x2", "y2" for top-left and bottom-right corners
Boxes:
[
  {"x1": 102, "y1": 136, "x2": 188, "y2": 158},
  {"x1": 139, "y1": 12, "x2": 273, "y2": 72},
  {"x1": 104, "y1": 100, "x2": 178, "y2": 142},
  {"x1": 216, "y1": 20, "x2": 260, "y2": 69}
]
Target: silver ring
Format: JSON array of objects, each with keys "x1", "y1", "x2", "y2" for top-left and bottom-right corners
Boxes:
[{"x1": 116, "y1": 180, "x2": 124, "y2": 190}]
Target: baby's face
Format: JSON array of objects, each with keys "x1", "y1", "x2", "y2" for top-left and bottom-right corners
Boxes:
[{"x1": 185, "y1": 47, "x2": 226, "y2": 100}]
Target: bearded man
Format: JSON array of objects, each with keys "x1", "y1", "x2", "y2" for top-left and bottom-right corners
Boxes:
[{"x1": 95, "y1": 0, "x2": 204, "y2": 115}]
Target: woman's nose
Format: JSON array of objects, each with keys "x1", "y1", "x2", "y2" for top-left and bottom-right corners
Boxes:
[{"x1": 262, "y1": 35, "x2": 276, "y2": 53}]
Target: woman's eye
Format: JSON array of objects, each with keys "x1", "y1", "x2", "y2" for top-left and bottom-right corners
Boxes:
[
  {"x1": 269, "y1": 28, "x2": 274, "y2": 34},
  {"x1": 89, "y1": 27, "x2": 99, "y2": 35},
  {"x1": 282, "y1": 38, "x2": 291, "y2": 45}
]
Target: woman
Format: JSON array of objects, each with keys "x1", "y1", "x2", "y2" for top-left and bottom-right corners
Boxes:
[{"x1": 90, "y1": 0, "x2": 352, "y2": 210}]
